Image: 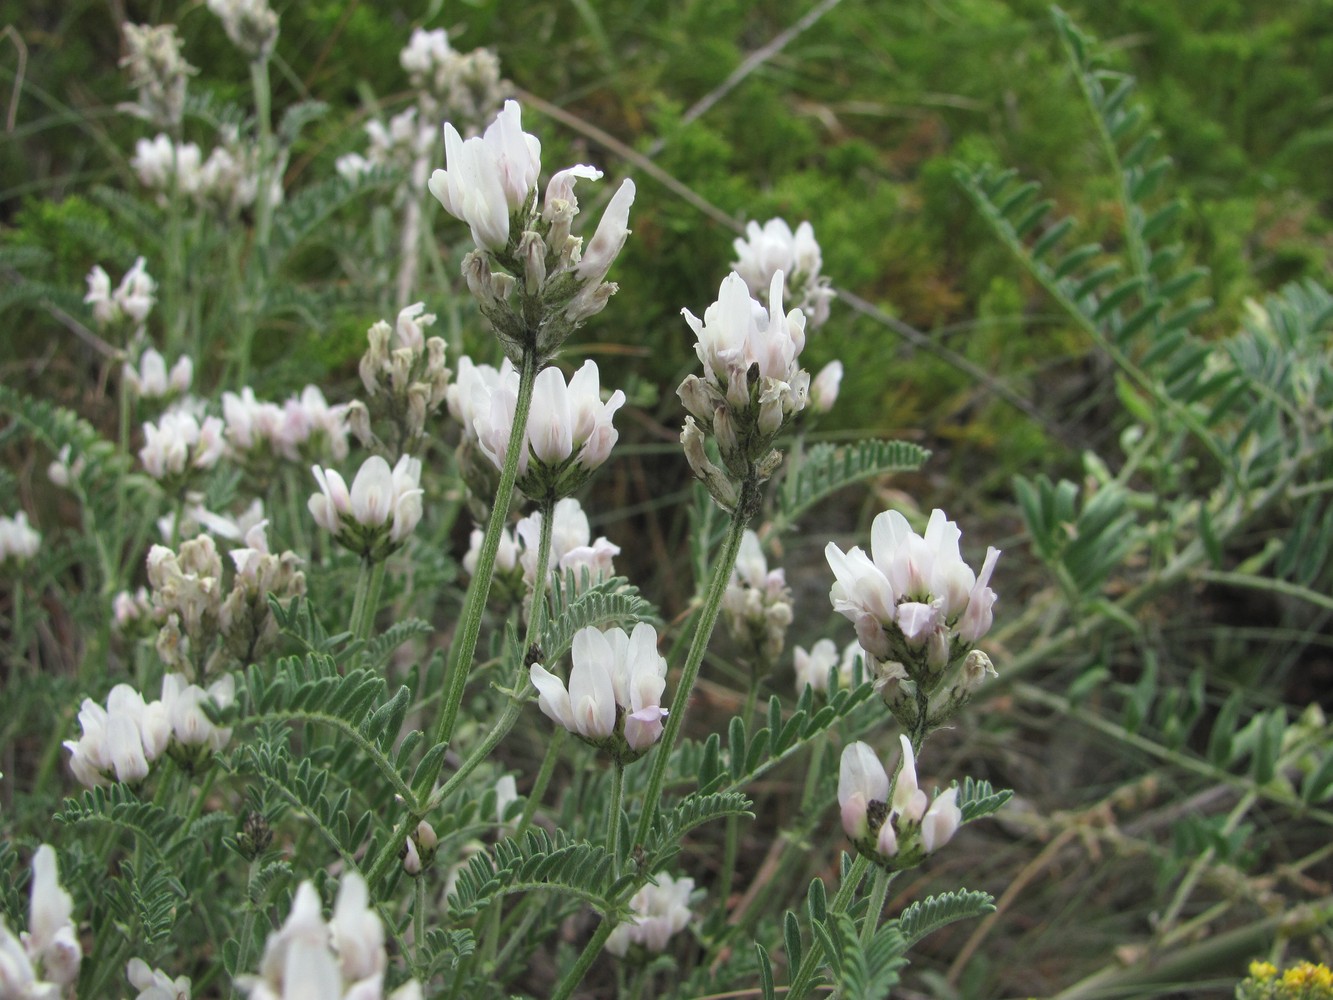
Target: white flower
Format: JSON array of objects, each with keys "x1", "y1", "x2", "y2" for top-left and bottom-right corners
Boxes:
[
  {"x1": 124, "y1": 348, "x2": 192, "y2": 398},
  {"x1": 722, "y1": 531, "x2": 793, "y2": 664},
  {"x1": 132, "y1": 135, "x2": 203, "y2": 196},
  {"x1": 400, "y1": 28, "x2": 453, "y2": 81},
  {"x1": 63, "y1": 683, "x2": 170, "y2": 787},
  {"x1": 838, "y1": 741, "x2": 889, "y2": 842},
  {"x1": 348, "y1": 455, "x2": 422, "y2": 537},
  {"x1": 731, "y1": 218, "x2": 834, "y2": 327},
  {"x1": 0, "y1": 846, "x2": 80, "y2": 996},
  {"x1": 891, "y1": 734, "x2": 928, "y2": 822},
  {"x1": 793, "y1": 638, "x2": 863, "y2": 694},
  {"x1": 127, "y1": 957, "x2": 191, "y2": 1000},
  {"x1": 112, "y1": 587, "x2": 153, "y2": 629},
  {"x1": 120, "y1": 22, "x2": 196, "y2": 128},
  {"x1": 139, "y1": 411, "x2": 226, "y2": 480},
  {"x1": 86, "y1": 257, "x2": 158, "y2": 327},
  {"x1": 605, "y1": 873, "x2": 695, "y2": 956},
  {"x1": 495, "y1": 776, "x2": 518, "y2": 828},
  {"x1": 530, "y1": 622, "x2": 669, "y2": 751},
  {"x1": 308, "y1": 466, "x2": 352, "y2": 535},
  {"x1": 0, "y1": 922, "x2": 48, "y2": 1000},
  {"x1": 515, "y1": 498, "x2": 619, "y2": 589},
  {"x1": 23, "y1": 846, "x2": 81, "y2": 989},
  {"x1": 0, "y1": 511, "x2": 41, "y2": 564},
  {"x1": 309, "y1": 456, "x2": 423, "y2": 554},
  {"x1": 837, "y1": 739, "x2": 961, "y2": 863},
  {"x1": 329, "y1": 874, "x2": 385, "y2": 985},
  {"x1": 207, "y1": 0, "x2": 279, "y2": 58},
  {"x1": 921, "y1": 787, "x2": 961, "y2": 854},
  {"x1": 118, "y1": 257, "x2": 157, "y2": 323},
  {"x1": 686, "y1": 270, "x2": 806, "y2": 389},
  {"x1": 242, "y1": 875, "x2": 420, "y2": 1000},
  {"x1": 810, "y1": 359, "x2": 843, "y2": 413},
  {"x1": 428, "y1": 99, "x2": 541, "y2": 251},
  {"x1": 565, "y1": 179, "x2": 636, "y2": 323},
  {"x1": 161, "y1": 673, "x2": 234, "y2": 751},
  {"x1": 825, "y1": 508, "x2": 1000, "y2": 665},
  {"x1": 526, "y1": 361, "x2": 626, "y2": 471},
  {"x1": 446, "y1": 356, "x2": 510, "y2": 434},
  {"x1": 85, "y1": 265, "x2": 115, "y2": 324},
  {"x1": 47, "y1": 445, "x2": 86, "y2": 489}
]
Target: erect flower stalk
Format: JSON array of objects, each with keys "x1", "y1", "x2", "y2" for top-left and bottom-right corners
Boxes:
[
  {"x1": 632, "y1": 476, "x2": 760, "y2": 847},
  {"x1": 433, "y1": 348, "x2": 538, "y2": 750}
]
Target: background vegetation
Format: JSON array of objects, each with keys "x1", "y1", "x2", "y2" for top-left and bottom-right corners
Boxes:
[{"x1": 2, "y1": 0, "x2": 1331, "y2": 996}]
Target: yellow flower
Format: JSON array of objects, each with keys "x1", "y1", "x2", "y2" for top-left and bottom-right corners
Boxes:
[{"x1": 1250, "y1": 961, "x2": 1279, "y2": 981}]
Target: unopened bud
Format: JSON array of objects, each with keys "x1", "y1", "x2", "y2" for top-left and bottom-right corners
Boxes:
[
  {"x1": 346, "y1": 401, "x2": 372, "y2": 447},
  {"x1": 810, "y1": 360, "x2": 843, "y2": 413},
  {"x1": 520, "y1": 230, "x2": 547, "y2": 295}
]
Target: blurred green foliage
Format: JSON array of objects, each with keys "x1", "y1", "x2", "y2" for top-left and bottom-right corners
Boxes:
[{"x1": 7, "y1": 1, "x2": 1329, "y2": 462}]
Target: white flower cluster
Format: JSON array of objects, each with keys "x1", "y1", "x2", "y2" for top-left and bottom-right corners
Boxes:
[
  {"x1": 207, "y1": 0, "x2": 279, "y2": 59},
  {"x1": 63, "y1": 672, "x2": 234, "y2": 787},
  {"x1": 85, "y1": 257, "x2": 155, "y2": 328},
  {"x1": 47, "y1": 446, "x2": 87, "y2": 490},
  {"x1": 350, "y1": 303, "x2": 450, "y2": 455},
  {"x1": 240, "y1": 874, "x2": 421, "y2": 1000},
  {"x1": 126, "y1": 957, "x2": 191, "y2": 1000},
  {"x1": 721, "y1": 530, "x2": 793, "y2": 667},
  {"x1": 530, "y1": 623, "x2": 670, "y2": 761},
  {"x1": 462, "y1": 497, "x2": 620, "y2": 597},
  {"x1": 157, "y1": 496, "x2": 266, "y2": 549},
  {"x1": 0, "y1": 511, "x2": 40, "y2": 564},
  {"x1": 464, "y1": 356, "x2": 624, "y2": 500},
  {"x1": 732, "y1": 218, "x2": 835, "y2": 329},
  {"x1": 120, "y1": 22, "x2": 196, "y2": 128},
  {"x1": 112, "y1": 586, "x2": 154, "y2": 631},
  {"x1": 309, "y1": 455, "x2": 424, "y2": 560},
  {"x1": 792, "y1": 637, "x2": 863, "y2": 694},
  {"x1": 138, "y1": 409, "x2": 226, "y2": 482},
  {"x1": 124, "y1": 347, "x2": 193, "y2": 399},
  {"x1": 223, "y1": 385, "x2": 350, "y2": 466},
  {"x1": 0, "y1": 845, "x2": 81, "y2": 999},
  {"x1": 839, "y1": 736, "x2": 962, "y2": 866},
  {"x1": 336, "y1": 107, "x2": 435, "y2": 190},
  {"x1": 604, "y1": 872, "x2": 695, "y2": 956},
  {"x1": 131, "y1": 133, "x2": 281, "y2": 214},
  {"x1": 825, "y1": 508, "x2": 999, "y2": 729},
  {"x1": 826, "y1": 508, "x2": 999, "y2": 671},
  {"x1": 399, "y1": 28, "x2": 505, "y2": 130},
  {"x1": 678, "y1": 270, "x2": 810, "y2": 510},
  {"x1": 147, "y1": 525, "x2": 305, "y2": 673},
  {"x1": 430, "y1": 100, "x2": 636, "y2": 359}
]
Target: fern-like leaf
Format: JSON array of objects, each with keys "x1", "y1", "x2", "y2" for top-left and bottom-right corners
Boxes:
[
  {"x1": 894, "y1": 888, "x2": 996, "y2": 947},
  {"x1": 541, "y1": 571, "x2": 657, "y2": 663},
  {"x1": 957, "y1": 776, "x2": 1013, "y2": 824},
  {"x1": 55, "y1": 785, "x2": 185, "y2": 857},
  {"x1": 446, "y1": 829, "x2": 620, "y2": 918},
  {"x1": 779, "y1": 440, "x2": 930, "y2": 527}
]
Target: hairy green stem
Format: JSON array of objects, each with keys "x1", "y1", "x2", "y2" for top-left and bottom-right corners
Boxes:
[
  {"x1": 237, "y1": 56, "x2": 274, "y2": 386},
  {"x1": 607, "y1": 762, "x2": 625, "y2": 877},
  {"x1": 633, "y1": 481, "x2": 757, "y2": 847},
  {"x1": 515, "y1": 727, "x2": 566, "y2": 840},
  {"x1": 414, "y1": 876, "x2": 427, "y2": 975},
  {"x1": 859, "y1": 867, "x2": 892, "y2": 945},
  {"x1": 550, "y1": 919, "x2": 617, "y2": 1000},
  {"x1": 433, "y1": 349, "x2": 538, "y2": 750},
  {"x1": 350, "y1": 556, "x2": 388, "y2": 643},
  {"x1": 230, "y1": 858, "x2": 262, "y2": 1000}
]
